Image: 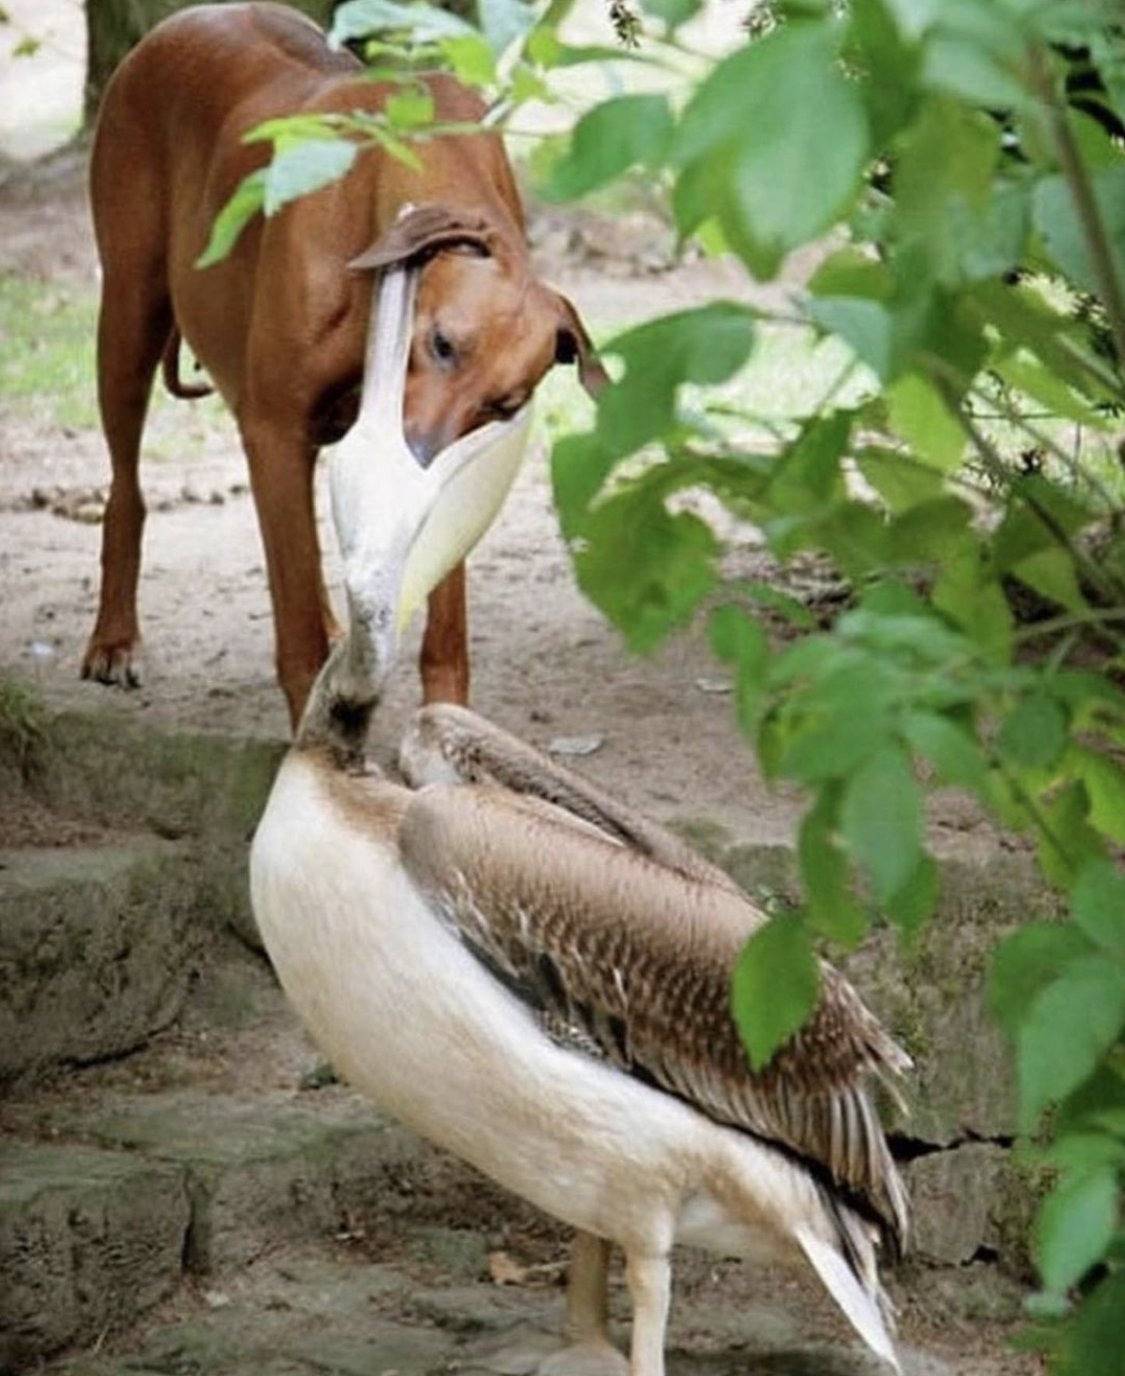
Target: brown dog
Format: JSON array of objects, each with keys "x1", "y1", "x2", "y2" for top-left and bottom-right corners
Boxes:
[{"x1": 83, "y1": 1, "x2": 603, "y2": 729}]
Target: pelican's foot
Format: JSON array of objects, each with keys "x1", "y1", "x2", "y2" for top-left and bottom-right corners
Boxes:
[
  {"x1": 478, "y1": 1336, "x2": 628, "y2": 1376},
  {"x1": 537, "y1": 1340, "x2": 629, "y2": 1376}
]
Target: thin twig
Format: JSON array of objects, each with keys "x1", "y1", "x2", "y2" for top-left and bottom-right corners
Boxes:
[
  {"x1": 1013, "y1": 607, "x2": 1125, "y2": 645},
  {"x1": 966, "y1": 385, "x2": 1121, "y2": 515},
  {"x1": 1028, "y1": 42, "x2": 1125, "y2": 381},
  {"x1": 938, "y1": 377, "x2": 1125, "y2": 619}
]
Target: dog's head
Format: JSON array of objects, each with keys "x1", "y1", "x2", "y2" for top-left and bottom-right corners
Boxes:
[{"x1": 350, "y1": 203, "x2": 607, "y2": 464}]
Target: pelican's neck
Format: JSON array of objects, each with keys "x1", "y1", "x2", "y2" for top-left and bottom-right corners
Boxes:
[{"x1": 295, "y1": 631, "x2": 385, "y2": 766}]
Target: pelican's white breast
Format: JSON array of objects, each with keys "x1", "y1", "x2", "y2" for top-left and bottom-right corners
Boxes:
[{"x1": 250, "y1": 754, "x2": 720, "y2": 1249}]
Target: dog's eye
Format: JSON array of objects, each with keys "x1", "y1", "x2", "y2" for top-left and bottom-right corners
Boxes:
[{"x1": 430, "y1": 328, "x2": 456, "y2": 365}]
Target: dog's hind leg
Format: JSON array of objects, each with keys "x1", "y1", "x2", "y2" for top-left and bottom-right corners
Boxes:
[{"x1": 82, "y1": 266, "x2": 172, "y2": 688}]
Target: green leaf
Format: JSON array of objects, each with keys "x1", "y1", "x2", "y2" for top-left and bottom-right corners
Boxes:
[
  {"x1": 384, "y1": 87, "x2": 435, "y2": 130},
  {"x1": 263, "y1": 138, "x2": 358, "y2": 217},
  {"x1": 1035, "y1": 1167, "x2": 1118, "y2": 1293},
  {"x1": 1055, "y1": 1270, "x2": 1125, "y2": 1376},
  {"x1": 439, "y1": 33, "x2": 497, "y2": 85},
  {"x1": 809, "y1": 247, "x2": 893, "y2": 301},
  {"x1": 901, "y1": 711, "x2": 988, "y2": 792},
  {"x1": 542, "y1": 95, "x2": 674, "y2": 202},
  {"x1": 840, "y1": 746, "x2": 923, "y2": 903},
  {"x1": 709, "y1": 606, "x2": 768, "y2": 736},
  {"x1": 1036, "y1": 780, "x2": 1107, "y2": 890},
  {"x1": 1011, "y1": 547, "x2": 1086, "y2": 615},
  {"x1": 808, "y1": 296, "x2": 895, "y2": 378},
  {"x1": 765, "y1": 412, "x2": 851, "y2": 516},
  {"x1": 731, "y1": 912, "x2": 820, "y2": 1070},
  {"x1": 1072, "y1": 860, "x2": 1125, "y2": 958},
  {"x1": 991, "y1": 351, "x2": 1108, "y2": 427},
  {"x1": 988, "y1": 921, "x2": 1094, "y2": 1038},
  {"x1": 992, "y1": 492, "x2": 1094, "y2": 573},
  {"x1": 1040, "y1": 1133, "x2": 1125, "y2": 1172},
  {"x1": 196, "y1": 169, "x2": 267, "y2": 268},
  {"x1": 596, "y1": 302, "x2": 756, "y2": 453},
  {"x1": 776, "y1": 655, "x2": 896, "y2": 783},
  {"x1": 1072, "y1": 751, "x2": 1125, "y2": 847},
  {"x1": 952, "y1": 179, "x2": 1030, "y2": 281},
  {"x1": 799, "y1": 787, "x2": 869, "y2": 947},
  {"x1": 331, "y1": 0, "x2": 476, "y2": 45},
  {"x1": 574, "y1": 497, "x2": 717, "y2": 653},
  {"x1": 837, "y1": 609, "x2": 966, "y2": 664},
  {"x1": 675, "y1": 24, "x2": 869, "y2": 279},
  {"x1": 1018, "y1": 956, "x2": 1125, "y2": 1129},
  {"x1": 887, "y1": 494, "x2": 974, "y2": 564},
  {"x1": 884, "y1": 374, "x2": 965, "y2": 472},
  {"x1": 998, "y1": 693, "x2": 1068, "y2": 770},
  {"x1": 885, "y1": 853, "x2": 939, "y2": 942},
  {"x1": 932, "y1": 553, "x2": 1012, "y2": 662},
  {"x1": 1033, "y1": 169, "x2": 1125, "y2": 299},
  {"x1": 244, "y1": 114, "x2": 342, "y2": 145},
  {"x1": 966, "y1": 280, "x2": 1118, "y2": 407},
  {"x1": 551, "y1": 433, "x2": 613, "y2": 538},
  {"x1": 893, "y1": 98, "x2": 1000, "y2": 286},
  {"x1": 920, "y1": 35, "x2": 1027, "y2": 112}
]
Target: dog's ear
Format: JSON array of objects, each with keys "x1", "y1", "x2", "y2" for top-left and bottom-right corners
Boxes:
[
  {"x1": 349, "y1": 204, "x2": 498, "y2": 272},
  {"x1": 553, "y1": 292, "x2": 609, "y2": 399}
]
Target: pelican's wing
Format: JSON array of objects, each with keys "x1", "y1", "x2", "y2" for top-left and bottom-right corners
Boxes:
[
  {"x1": 399, "y1": 704, "x2": 739, "y2": 892},
  {"x1": 399, "y1": 782, "x2": 910, "y2": 1254}
]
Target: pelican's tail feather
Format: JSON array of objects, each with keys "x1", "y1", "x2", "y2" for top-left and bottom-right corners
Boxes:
[{"x1": 794, "y1": 1224, "x2": 899, "y2": 1371}]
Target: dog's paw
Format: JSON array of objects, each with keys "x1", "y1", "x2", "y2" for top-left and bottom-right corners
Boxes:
[{"x1": 81, "y1": 635, "x2": 142, "y2": 689}]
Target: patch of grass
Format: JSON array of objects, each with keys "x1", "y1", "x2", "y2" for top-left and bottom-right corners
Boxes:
[
  {"x1": 0, "y1": 676, "x2": 47, "y2": 780},
  {"x1": 0, "y1": 272, "x2": 99, "y2": 428},
  {"x1": 0, "y1": 271, "x2": 230, "y2": 436}
]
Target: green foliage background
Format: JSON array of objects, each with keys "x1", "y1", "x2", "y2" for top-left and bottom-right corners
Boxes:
[{"x1": 208, "y1": 0, "x2": 1125, "y2": 1362}]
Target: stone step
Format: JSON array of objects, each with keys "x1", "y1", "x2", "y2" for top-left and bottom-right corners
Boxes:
[
  {"x1": 33, "y1": 1242, "x2": 977, "y2": 1376},
  {"x1": 0, "y1": 1089, "x2": 426, "y2": 1368},
  {"x1": 0, "y1": 840, "x2": 209, "y2": 1082},
  {"x1": 0, "y1": 1140, "x2": 189, "y2": 1372}
]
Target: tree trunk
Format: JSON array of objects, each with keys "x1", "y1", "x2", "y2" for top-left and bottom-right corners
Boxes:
[{"x1": 84, "y1": 0, "x2": 344, "y2": 124}]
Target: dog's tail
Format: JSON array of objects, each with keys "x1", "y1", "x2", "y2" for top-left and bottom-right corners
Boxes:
[{"x1": 161, "y1": 328, "x2": 213, "y2": 400}]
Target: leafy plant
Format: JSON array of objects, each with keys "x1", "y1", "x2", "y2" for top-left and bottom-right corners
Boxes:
[{"x1": 202, "y1": 0, "x2": 1125, "y2": 1362}]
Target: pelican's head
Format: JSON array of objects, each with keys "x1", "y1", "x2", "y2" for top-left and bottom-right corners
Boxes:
[
  {"x1": 331, "y1": 348, "x2": 534, "y2": 694},
  {"x1": 300, "y1": 207, "x2": 605, "y2": 759}
]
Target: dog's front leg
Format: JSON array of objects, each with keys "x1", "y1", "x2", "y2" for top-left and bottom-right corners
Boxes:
[
  {"x1": 421, "y1": 562, "x2": 470, "y2": 706},
  {"x1": 242, "y1": 419, "x2": 331, "y2": 731}
]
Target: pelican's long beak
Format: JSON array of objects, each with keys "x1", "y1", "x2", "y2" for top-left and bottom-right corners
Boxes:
[{"x1": 328, "y1": 267, "x2": 532, "y2": 696}]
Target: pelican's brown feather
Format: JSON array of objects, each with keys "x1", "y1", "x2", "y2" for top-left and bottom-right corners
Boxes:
[
  {"x1": 400, "y1": 704, "x2": 740, "y2": 892},
  {"x1": 399, "y1": 782, "x2": 910, "y2": 1254}
]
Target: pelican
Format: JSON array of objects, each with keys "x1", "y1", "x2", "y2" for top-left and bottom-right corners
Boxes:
[{"x1": 250, "y1": 266, "x2": 911, "y2": 1375}]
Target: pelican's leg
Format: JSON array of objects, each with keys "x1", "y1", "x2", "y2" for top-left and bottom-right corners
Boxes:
[
  {"x1": 538, "y1": 1232, "x2": 626, "y2": 1376},
  {"x1": 624, "y1": 1251, "x2": 671, "y2": 1376}
]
